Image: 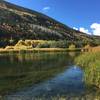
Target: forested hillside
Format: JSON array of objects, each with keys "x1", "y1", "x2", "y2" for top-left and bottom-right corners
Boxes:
[{"x1": 0, "y1": 0, "x2": 100, "y2": 47}]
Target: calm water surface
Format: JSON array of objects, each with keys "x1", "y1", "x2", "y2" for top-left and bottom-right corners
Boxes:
[{"x1": 0, "y1": 52, "x2": 99, "y2": 100}]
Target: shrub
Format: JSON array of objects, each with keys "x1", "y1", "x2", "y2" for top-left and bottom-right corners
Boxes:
[
  {"x1": 36, "y1": 42, "x2": 50, "y2": 48},
  {"x1": 5, "y1": 46, "x2": 14, "y2": 49},
  {"x1": 25, "y1": 40, "x2": 32, "y2": 46},
  {"x1": 15, "y1": 40, "x2": 26, "y2": 46},
  {"x1": 69, "y1": 44, "x2": 76, "y2": 49}
]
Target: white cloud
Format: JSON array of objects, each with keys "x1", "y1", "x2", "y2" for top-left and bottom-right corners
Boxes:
[
  {"x1": 90, "y1": 23, "x2": 100, "y2": 36},
  {"x1": 42, "y1": 6, "x2": 50, "y2": 12},
  {"x1": 79, "y1": 27, "x2": 91, "y2": 35},
  {"x1": 73, "y1": 22, "x2": 100, "y2": 36},
  {"x1": 73, "y1": 27, "x2": 91, "y2": 34},
  {"x1": 73, "y1": 27, "x2": 78, "y2": 30}
]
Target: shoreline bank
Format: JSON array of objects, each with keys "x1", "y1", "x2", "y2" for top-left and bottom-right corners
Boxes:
[{"x1": 0, "y1": 48, "x2": 81, "y2": 53}]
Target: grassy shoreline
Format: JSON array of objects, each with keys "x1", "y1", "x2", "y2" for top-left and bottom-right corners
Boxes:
[
  {"x1": 75, "y1": 51, "x2": 100, "y2": 88},
  {"x1": 0, "y1": 48, "x2": 81, "y2": 53}
]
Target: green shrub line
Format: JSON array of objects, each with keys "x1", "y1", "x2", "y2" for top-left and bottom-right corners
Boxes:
[{"x1": 0, "y1": 39, "x2": 83, "y2": 53}]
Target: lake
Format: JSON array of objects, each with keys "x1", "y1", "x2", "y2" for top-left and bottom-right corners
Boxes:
[{"x1": 0, "y1": 52, "x2": 99, "y2": 100}]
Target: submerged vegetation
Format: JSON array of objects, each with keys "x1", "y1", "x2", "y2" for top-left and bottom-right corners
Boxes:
[{"x1": 75, "y1": 51, "x2": 100, "y2": 88}]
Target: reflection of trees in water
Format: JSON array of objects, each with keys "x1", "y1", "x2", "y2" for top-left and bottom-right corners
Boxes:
[
  {"x1": 0, "y1": 52, "x2": 78, "y2": 95},
  {"x1": 0, "y1": 52, "x2": 78, "y2": 77},
  {"x1": 8, "y1": 52, "x2": 77, "y2": 63},
  {"x1": 69, "y1": 52, "x2": 76, "y2": 57}
]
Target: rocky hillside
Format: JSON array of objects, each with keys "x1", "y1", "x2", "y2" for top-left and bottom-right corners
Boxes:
[{"x1": 0, "y1": 0, "x2": 100, "y2": 47}]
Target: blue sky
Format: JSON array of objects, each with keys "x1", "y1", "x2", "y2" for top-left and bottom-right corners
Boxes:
[{"x1": 6, "y1": 0, "x2": 100, "y2": 35}]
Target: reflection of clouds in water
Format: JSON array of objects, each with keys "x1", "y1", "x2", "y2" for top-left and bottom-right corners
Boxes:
[
  {"x1": 74, "y1": 66, "x2": 77, "y2": 69},
  {"x1": 3, "y1": 66, "x2": 100, "y2": 99},
  {"x1": 45, "y1": 83, "x2": 51, "y2": 91}
]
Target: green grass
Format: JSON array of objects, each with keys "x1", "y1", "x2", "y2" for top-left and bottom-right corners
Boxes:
[{"x1": 75, "y1": 52, "x2": 100, "y2": 88}]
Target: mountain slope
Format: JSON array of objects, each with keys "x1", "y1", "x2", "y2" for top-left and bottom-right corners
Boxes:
[{"x1": 0, "y1": 0, "x2": 100, "y2": 47}]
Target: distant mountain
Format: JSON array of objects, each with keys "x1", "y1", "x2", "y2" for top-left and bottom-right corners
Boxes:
[{"x1": 0, "y1": 0, "x2": 100, "y2": 47}]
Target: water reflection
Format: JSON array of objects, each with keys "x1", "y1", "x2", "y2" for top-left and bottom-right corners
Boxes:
[
  {"x1": 0, "y1": 52, "x2": 76, "y2": 95},
  {"x1": 0, "y1": 52, "x2": 99, "y2": 99},
  {"x1": 5, "y1": 66, "x2": 84, "y2": 100}
]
